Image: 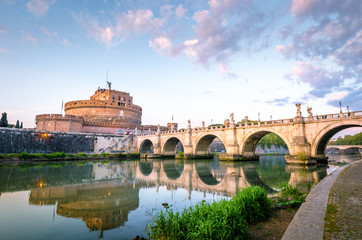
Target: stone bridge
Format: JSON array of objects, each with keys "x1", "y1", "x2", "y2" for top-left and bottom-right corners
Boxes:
[
  {"x1": 326, "y1": 145, "x2": 362, "y2": 154},
  {"x1": 135, "y1": 105, "x2": 362, "y2": 164}
]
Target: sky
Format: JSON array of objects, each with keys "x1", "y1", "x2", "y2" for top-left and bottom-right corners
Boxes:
[{"x1": 0, "y1": 0, "x2": 361, "y2": 136}]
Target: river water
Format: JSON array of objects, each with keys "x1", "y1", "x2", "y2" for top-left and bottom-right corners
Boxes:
[{"x1": 0, "y1": 154, "x2": 360, "y2": 240}]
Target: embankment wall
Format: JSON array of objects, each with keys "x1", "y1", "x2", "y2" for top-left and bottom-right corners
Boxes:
[{"x1": 0, "y1": 127, "x2": 134, "y2": 154}]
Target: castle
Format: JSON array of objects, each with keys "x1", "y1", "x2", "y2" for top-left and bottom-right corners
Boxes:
[{"x1": 36, "y1": 84, "x2": 177, "y2": 134}]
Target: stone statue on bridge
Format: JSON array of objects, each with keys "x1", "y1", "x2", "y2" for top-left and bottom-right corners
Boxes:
[
  {"x1": 296, "y1": 103, "x2": 301, "y2": 115},
  {"x1": 307, "y1": 107, "x2": 313, "y2": 119}
]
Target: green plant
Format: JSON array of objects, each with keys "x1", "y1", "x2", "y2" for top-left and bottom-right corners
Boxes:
[
  {"x1": 297, "y1": 152, "x2": 309, "y2": 161},
  {"x1": 178, "y1": 151, "x2": 184, "y2": 157},
  {"x1": 77, "y1": 152, "x2": 88, "y2": 157},
  {"x1": 275, "y1": 183, "x2": 306, "y2": 207},
  {"x1": 147, "y1": 186, "x2": 271, "y2": 240}
]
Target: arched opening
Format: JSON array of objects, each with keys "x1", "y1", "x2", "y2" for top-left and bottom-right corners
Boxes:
[
  {"x1": 195, "y1": 135, "x2": 226, "y2": 155},
  {"x1": 195, "y1": 160, "x2": 226, "y2": 185},
  {"x1": 344, "y1": 147, "x2": 361, "y2": 154},
  {"x1": 315, "y1": 125, "x2": 361, "y2": 158},
  {"x1": 139, "y1": 139, "x2": 154, "y2": 153},
  {"x1": 162, "y1": 160, "x2": 184, "y2": 179},
  {"x1": 243, "y1": 131, "x2": 289, "y2": 157},
  {"x1": 325, "y1": 147, "x2": 341, "y2": 154},
  {"x1": 139, "y1": 160, "x2": 153, "y2": 176},
  {"x1": 163, "y1": 137, "x2": 184, "y2": 156}
]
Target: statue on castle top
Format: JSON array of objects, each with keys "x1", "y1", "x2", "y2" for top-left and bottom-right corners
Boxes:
[
  {"x1": 107, "y1": 81, "x2": 112, "y2": 90},
  {"x1": 188, "y1": 119, "x2": 191, "y2": 125},
  {"x1": 230, "y1": 113, "x2": 234, "y2": 121}
]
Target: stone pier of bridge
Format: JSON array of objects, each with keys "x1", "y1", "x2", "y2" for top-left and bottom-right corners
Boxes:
[{"x1": 136, "y1": 105, "x2": 362, "y2": 165}]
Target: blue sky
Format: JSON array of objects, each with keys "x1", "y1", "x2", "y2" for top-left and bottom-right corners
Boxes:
[{"x1": 0, "y1": 0, "x2": 361, "y2": 136}]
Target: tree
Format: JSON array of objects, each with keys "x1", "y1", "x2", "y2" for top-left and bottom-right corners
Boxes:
[
  {"x1": 0, "y1": 112, "x2": 8, "y2": 127},
  {"x1": 15, "y1": 120, "x2": 20, "y2": 128},
  {"x1": 20, "y1": 122, "x2": 23, "y2": 128}
]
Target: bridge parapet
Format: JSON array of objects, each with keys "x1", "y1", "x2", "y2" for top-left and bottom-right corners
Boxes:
[{"x1": 137, "y1": 111, "x2": 361, "y2": 137}]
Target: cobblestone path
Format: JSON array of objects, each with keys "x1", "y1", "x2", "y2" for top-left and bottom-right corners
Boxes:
[{"x1": 324, "y1": 161, "x2": 362, "y2": 239}]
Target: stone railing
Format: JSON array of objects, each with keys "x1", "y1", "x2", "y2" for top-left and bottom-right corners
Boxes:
[{"x1": 136, "y1": 111, "x2": 361, "y2": 137}]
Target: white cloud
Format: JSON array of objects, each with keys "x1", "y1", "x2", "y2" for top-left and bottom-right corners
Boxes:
[
  {"x1": 22, "y1": 31, "x2": 37, "y2": 44},
  {"x1": 175, "y1": 4, "x2": 187, "y2": 18},
  {"x1": 149, "y1": 36, "x2": 172, "y2": 54},
  {"x1": 40, "y1": 26, "x2": 58, "y2": 37},
  {"x1": 0, "y1": 24, "x2": 6, "y2": 33},
  {"x1": 26, "y1": 0, "x2": 55, "y2": 17},
  {"x1": 62, "y1": 38, "x2": 69, "y2": 46}
]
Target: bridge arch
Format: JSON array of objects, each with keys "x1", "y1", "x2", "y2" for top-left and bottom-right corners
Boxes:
[
  {"x1": 139, "y1": 160, "x2": 154, "y2": 176},
  {"x1": 311, "y1": 121, "x2": 362, "y2": 158},
  {"x1": 241, "y1": 130, "x2": 291, "y2": 157},
  {"x1": 162, "y1": 137, "x2": 184, "y2": 156},
  {"x1": 162, "y1": 160, "x2": 184, "y2": 180},
  {"x1": 194, "y1": 133, "x2": 226, "y2": 155},
  {"x1": 195, "y1": 160, "x2": 226, "y2": 185},
  {"x1": 139, "y1": 139, "x2": 154, "y2": 153}
]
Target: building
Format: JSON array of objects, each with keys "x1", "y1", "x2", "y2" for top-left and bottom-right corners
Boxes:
[{"x1": 36, "y1": 85, "x2": 175, "y2": 134}]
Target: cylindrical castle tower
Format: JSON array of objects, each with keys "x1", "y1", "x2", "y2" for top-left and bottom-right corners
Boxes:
[{"x1": 64, "y1": 88, "x2": 142, "y2": 125}]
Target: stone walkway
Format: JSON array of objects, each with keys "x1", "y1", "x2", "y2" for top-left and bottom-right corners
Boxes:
[
  {"x1": 282, "y1": 160, "x2": 362, "y2": 240},
  {"x1": 324, "y1": 161, "x2": 362, "y2": 239}
]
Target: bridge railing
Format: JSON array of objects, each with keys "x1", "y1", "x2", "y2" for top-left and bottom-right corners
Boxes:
[{"x1": 136, "y1": 111, "x2": 362, "y2": 136}]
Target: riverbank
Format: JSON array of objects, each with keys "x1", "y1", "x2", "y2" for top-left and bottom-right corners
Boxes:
[
  {"x1": 0, "y1": 152, "x2": 140, "y2": 162},
  {"x1": 144, "y1": 184, "x2": 306, "y2": 239},
  {"x1": 282, "y1": 160, "x2": 362, "y2": 240}
]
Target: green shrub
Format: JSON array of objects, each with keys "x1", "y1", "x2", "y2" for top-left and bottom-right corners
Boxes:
[
  {"x1": 101, "y1": 152, "x2": 110, "y2": 157},
  {"x1": 178, "y1": 151, "x2": 184, "y2": 157},
  {"x1": 147, "y1": 186, "x2": 271, "y2": 240},
  {"x1": 77, "y1": 152, "x2": 88, "y2": 157},
  {"x1": 232, "y1": 185, "x2": 272, "y2": 224},
  {"x1": 297, "y1": 152, "x2": 309, "y2": 161},
  {"x1": 276, "y1": 183, "x2": 306, "y2": 207}
]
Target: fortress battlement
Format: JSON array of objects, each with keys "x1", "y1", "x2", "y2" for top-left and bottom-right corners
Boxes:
[
  {"x1": 36, "y1": 114, "x2": 83, "y2": 122},
  {"x1": 35, "y1": 85, "x2": 175, "y2": 134}
]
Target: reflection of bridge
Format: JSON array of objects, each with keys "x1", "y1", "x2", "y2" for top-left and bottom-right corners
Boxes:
[
  {"x1": 136, "y1": 159, "x2": 327, "y2": 197},
  {"x1": 136, "y1": 106, "x2": 362, "y2": 164},
  {"x1": 326, "y1": 145, "x2": 362, "y2": 154}
]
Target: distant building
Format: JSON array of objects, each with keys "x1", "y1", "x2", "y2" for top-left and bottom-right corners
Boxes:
[{"x1": 36, "y1": 86, "x2": 175, "y2": 134}]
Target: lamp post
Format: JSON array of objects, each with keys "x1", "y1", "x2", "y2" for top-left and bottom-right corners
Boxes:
[
  {"x1": 258, "y1": 112, "x2": 260, "y2": 122},
  {"x1": 339, "y1": 101, "x2": 342, "y2": 113}
]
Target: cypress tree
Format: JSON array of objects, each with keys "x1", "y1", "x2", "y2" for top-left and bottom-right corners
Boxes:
[
  {"x1": 0, "y1": 112, "x2": 8, "y2": 127},
  {"x1": 20, "y1": 122, "x2": 23, "y2": 128},
  {"x1": 15, "y1": 120, "x2": 20, "y2": 128}
]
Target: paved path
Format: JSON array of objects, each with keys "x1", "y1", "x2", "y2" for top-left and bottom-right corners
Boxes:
[{"x1": 282, "y1": 160, "x2": 362, "y2": 240}]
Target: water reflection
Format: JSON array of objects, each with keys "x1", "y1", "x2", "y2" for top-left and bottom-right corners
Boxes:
[{"x1": 0, "y1": 157, "x2": 347, "y2": 239}]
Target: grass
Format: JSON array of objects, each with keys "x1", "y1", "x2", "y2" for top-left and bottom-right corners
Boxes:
[
  {"x1": 274, "y1": 182, "x2": 307, "y2": 208},
  {"x1": 147, "y1": 186, "x2": 272, "y2": 240},
  {"x1": 0, "y1": 151, "x2": 140, "y2": 161}
]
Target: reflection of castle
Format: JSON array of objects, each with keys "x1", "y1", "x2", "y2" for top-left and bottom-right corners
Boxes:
[
  {"x1": 29, "y1": 182, "x2": 141, "y2": 234},
  {"x1": 36, "y1": 85, "x2": 177, "y2": 134}
]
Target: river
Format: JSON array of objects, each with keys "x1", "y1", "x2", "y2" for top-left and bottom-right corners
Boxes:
[{"x1": 0, "y1": 154, "x2": 360, "y2": 239}]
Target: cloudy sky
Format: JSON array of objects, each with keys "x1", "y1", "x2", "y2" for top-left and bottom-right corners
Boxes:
[{"x1": 0, "y1": 0, "x2": 361, "y2": 135}]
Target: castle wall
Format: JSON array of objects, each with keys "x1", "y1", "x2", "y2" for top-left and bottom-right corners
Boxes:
[
  {"x1": 36, "y1": 114, "x2": 83, "y2": 132},
  {"x1": 0, "y1": 128, "x2": 134, "y2": 154}
]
